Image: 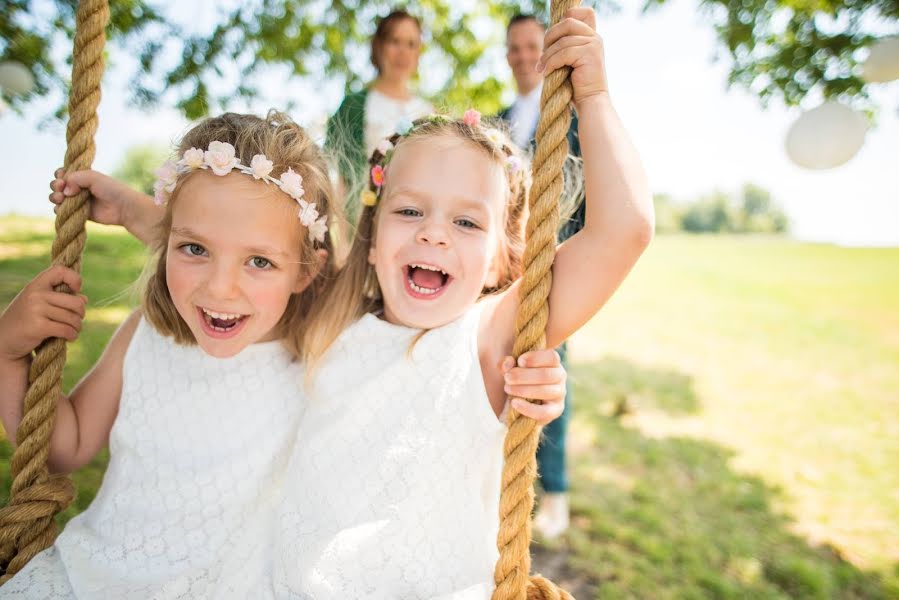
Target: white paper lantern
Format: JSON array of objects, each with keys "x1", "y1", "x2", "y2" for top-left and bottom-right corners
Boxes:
[
  {"x1": 785, "y1": 102, "x2": 867, "y2": 170},
  {"x1": 861, "y1": 37, "x2": 899, "y2": 84},
  {"x1": 0, "y1": 61, "x2": 35, "y2": 96}
]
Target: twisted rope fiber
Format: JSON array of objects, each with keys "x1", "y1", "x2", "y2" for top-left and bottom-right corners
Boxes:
[
  {"x1": 492, "y1": 1, "x2": 578, "y2": 599},
  {"x1": 0, "y1": 0, "x2": 109, "y2": 584}
]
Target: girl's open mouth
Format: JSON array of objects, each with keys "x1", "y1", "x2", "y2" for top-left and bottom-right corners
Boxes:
[
  {"x1": 404, "y1": 263, "x2": 452, "y2": 299},
  {"x1": 197, "y1": 306, "x2": 249, "y2": 339}
]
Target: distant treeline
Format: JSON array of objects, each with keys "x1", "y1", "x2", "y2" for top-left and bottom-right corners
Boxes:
[{"x1": 654, "y1": 184, "x2": 789, "y2": 234}]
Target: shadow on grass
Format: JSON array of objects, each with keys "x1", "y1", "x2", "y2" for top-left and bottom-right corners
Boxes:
[{"x1": 538, "y1": 357, "x2": 897, "y2": 599}]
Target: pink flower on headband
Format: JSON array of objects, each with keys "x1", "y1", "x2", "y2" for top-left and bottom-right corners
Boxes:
[
  {"x1": 463, "y1": 109, "x2": 481, "y2": 127},
  {"x1": 179, "y1": 147, "x2": 204, "y2": 169},
  {"x1": 204, "y1": 141, "x2": 240, "y2": 176},
  {"x1": 308, "y1": 215, "x2": 329, "y2": 243},
  {"x1": 152, "y1": 160, "x2": 178, "y2": 205},
  {"x1": 250, "y1": 154, "x2": 273, "y2": 179},
  {"x1": 297, "y1": 199, "x2": 319, "y2": 226},
  {"x1": 279, "y1": 168, "x2": 305, "y2": 200},
  {"x1": 371, "y1": 165, "x2": 385, "y2": 187}
]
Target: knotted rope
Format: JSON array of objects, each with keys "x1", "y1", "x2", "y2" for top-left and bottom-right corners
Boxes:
[
  {"x1": 0, "y1": 0, "x2": 109, "y2": 584},
  {"x1": 492, "y1": 0, "x2": 579, "y2": 599}
]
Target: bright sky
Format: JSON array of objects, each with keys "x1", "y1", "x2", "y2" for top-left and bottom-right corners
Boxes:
[{"x1": 1, "y1": 1, "x2": 897, "y2": 246}]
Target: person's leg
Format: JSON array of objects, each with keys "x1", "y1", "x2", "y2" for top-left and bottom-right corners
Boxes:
[{"x1": 535, "y1": 343, "x2": 571, "y2": 538}]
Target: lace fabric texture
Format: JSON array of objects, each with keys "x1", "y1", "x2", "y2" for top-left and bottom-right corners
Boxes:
[
  {"x1": 274, "y1": 306, "x2": 507, "y2": 600},
  {"x1": 1, "y1": 319, "x2": 304, "y2": 599}
]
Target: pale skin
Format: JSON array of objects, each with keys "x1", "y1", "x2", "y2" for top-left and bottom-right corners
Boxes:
[{"x1": 368, "y1": 8, "x2": 654, "y2": 417}]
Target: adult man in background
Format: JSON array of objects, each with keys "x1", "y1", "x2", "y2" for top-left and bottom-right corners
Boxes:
[{"x1": 498, "y1": 13, "x2": 585, "y2": 539}]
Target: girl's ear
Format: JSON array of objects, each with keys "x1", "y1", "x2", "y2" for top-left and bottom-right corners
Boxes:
[{"x1": 293, "y1": 249, "x2": 329, "y2": 294}]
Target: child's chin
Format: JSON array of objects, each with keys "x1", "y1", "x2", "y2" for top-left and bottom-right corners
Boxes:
[
  {"x1": 396, "y1": 309, "x2": 464, "y2": 331},
  {"x1": 197, "y1": 340, "x2": 248, "y2": 359}
]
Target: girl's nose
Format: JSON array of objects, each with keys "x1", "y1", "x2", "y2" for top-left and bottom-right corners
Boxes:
[
  {"x1": 205, "y1": 263, "x2": 242, "y2": 300},
  {"x1": 416, "y1": 220, "x2": 450, "y2": 248}
]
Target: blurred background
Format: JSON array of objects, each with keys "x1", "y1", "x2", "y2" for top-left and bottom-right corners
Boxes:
[{"x1": 1, "y1": 1, "x2": 897, "y2": 597}]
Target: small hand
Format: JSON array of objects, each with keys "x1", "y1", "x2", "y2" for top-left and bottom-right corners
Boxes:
[
  {"x1": 0, "y1": 265, "x2": 87, "y2": 362},
  {"x1": 536, "y1": 7, "x2": 608, "y2": 106},
  {"x1": 501, "y1": 349, "x2": 567, "y2": 425},
  {"x1": 49, "y1": 168, "x2": 135, "y2": 227}
]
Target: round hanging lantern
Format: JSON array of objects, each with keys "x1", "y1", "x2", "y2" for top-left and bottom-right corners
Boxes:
[
  {"x1": 861, "y1": 37, "x2": 899, "y2": 84},
  {"x1": 0, "y1": 60, "x2": 36, "y2": 96},
  {"x1": 785, "y1": 102, "x2": 867, "y2": 169}
]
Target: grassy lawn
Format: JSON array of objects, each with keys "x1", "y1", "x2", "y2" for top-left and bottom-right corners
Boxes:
[{"x1": 1, "y1": 217, "x2": 896, "y2": 597}]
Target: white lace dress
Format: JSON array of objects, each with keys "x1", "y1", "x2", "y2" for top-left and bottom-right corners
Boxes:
[
  {"x1": 1, "y1": 318, "x2": 305, "y2": 599},
  {"x1": 274, "y1": 305, "x2": 508, "y2": 599}
]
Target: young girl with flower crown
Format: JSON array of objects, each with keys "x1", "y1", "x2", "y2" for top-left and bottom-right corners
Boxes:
[
  {"x1": 0, "y1": 111, "x2": 340, "y2": 597},
  {"x1": 268, "y1": 8, "x2": 653, "y2": 598}
]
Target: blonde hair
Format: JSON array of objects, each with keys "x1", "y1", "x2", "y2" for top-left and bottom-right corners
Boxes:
[
  {"x1": 141, "y1": 110, "x2": 340, "y2": 359},
  {"x1": 302, "y1": 115, "x2": 530, "y2": 372}
]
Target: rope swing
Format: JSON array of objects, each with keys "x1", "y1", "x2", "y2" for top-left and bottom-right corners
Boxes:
[
  {"x1": 492, "y1": 0, "x2": 578, "y2": 597},
  {"x1": 0, "y1": 0, "x2": 109, "y2": 584}
]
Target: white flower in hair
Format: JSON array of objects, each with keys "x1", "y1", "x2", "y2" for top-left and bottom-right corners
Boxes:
[
  {"x1": 485, "y1": 128, "x2": 504, "y2": 146},
  {"x1": 308, "y1": 215, "x2": 329, "y2": 243},
  {"x1": 279, "y1": 167, "x2": 305, "y2": 200},
  {"x1": 179, "y1": 147, "x2": 205, "y2": 169},
  {"x1": 250, "y1": 154, "x2": 274, "y2": 179},
  {"x1": 297, "y1": 199, "x2": 319, "y2": 226},
  {"x1": 204, "y1": 141, "x2": 240, "y2": 176},
  {"x1": 154, "y1": 160, "x2": 178, "y2": 192}
]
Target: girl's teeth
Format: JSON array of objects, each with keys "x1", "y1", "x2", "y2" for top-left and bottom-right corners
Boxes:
[
  {"x1": 410, "y1": 263, "x2": 447, "y2": 275},
  {"x1": 408, "y1": 279, "x2": 439, "y2": 295},
  {"x1": 203, "y1": 308, "x2": 242, "y2": 320}
]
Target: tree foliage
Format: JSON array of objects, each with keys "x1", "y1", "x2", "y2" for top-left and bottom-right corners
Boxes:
[
  {"x1": 655, "y1": 184, "x2": 789, "y2": 233},
  {"x1": 1, "y1": 0, "x2": 549, "y2": 120},
  {"x1": 1, "y1": 0, "x2": 895, "y2": 121},
  {"x1": 645, "y1": 0, "x2": 899, "y2": 110},
  {"x1": 111, "y1": 143, "x2": 170, "y2": 195}
]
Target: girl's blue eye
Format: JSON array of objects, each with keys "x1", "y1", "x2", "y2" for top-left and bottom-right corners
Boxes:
[
  {"x1": 183, "y1": 243, "x2": 206, "y2": 256},
  {"x1": 250, "y1": 257, "x2": 272, "y2": 269},
  {"x1": 455, "y1": 218, "x2": 478, "y2": 229},
  {"x1": 398, "y1": 208, "x2": 422, "y2": 217}
]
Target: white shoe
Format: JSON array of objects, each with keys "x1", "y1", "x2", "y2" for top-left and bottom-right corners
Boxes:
[{"x1": 534, "y1": 492, "x2": 570, "y2": 539}]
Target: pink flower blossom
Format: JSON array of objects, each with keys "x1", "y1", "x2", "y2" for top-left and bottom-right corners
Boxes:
[
  {"x1": 204, "y1": 141, "x2": 239, "y2": 176},
  {"x1": 279, "y1": 168, "x2": 305, "y2": 200},
  {"x1": 297, "y1": 199, "x2": 320, "y2": 226},
  {"x1": 179, "y1": 147, "x2": 204, "y2": 169},
  {"x1": 308, "y1": 215, "x2": 329, "y2": 243},
  {"x1": 154, "y1": 160, "x2": 178, "y2": 193},
  {"x1": 371, "y1": 165, "x2": 385, "y2": 187},
  {"x1": 250, "y1": 154, "x2": 274, "y2": 179},
  {"x1": 463, "y1": 109, "x2": 481, "y2": 127}
]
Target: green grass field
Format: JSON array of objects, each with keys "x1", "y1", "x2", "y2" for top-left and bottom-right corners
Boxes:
[{"x1": 1, "y1": 216, "x2": 897, "y2": 598}]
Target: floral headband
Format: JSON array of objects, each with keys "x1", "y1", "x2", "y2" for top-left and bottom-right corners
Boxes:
[
  {"x1": 360, "y1": 109, "x2": 523, "y2": 208},
  {"x1": 153, "y1": 141, "x2": 328, "y2": 243}
]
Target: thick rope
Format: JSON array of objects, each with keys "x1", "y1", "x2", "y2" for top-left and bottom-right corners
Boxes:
[
  {"x1": 492, "y1": 1, "x2": 579, "y2": 599},
  {"x1": 0, "y1": 0, "x2": 109, "y2": 584}
]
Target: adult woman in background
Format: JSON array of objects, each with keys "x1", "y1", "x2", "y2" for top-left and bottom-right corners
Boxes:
[{"x1": 327, "y1": 9, "x2": 432, "y2": 223}]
